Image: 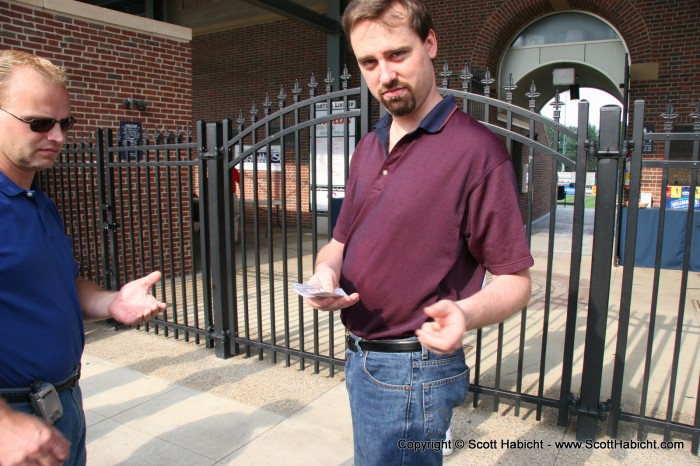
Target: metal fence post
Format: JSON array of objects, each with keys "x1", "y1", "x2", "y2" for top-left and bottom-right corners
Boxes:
[
  {"x1": 558, "y1": 99, "x2": 589, "y2": 427},
  {"x1": 575, "y1": 105, "x2": 622, "y2": 440},
  {"x1": 95, "y1": 128, "x2": 110, "y2": 289},
  {"x1": 221, "y1": 118, "x2": 240, "y2": 357},
  {"x1": 608, "y1": 100, "x2": 646, "y2": 437},
  {"x1": 97, "y1": 128, "x2": 119, "y2": 290},
  {"x1": 203, "y1": 121, "x2": 232, "y2": 359}
]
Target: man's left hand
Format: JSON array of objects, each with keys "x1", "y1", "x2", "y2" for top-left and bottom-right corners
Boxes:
[
  {"x1": 108, "y1": 271, "x2": 166, "y2": 325},
  {"x1": 415, "y1": 300, "x2": 467, "y2": 354}
]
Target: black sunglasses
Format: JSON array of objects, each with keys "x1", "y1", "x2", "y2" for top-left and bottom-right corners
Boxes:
[{"x1": 0, "y1": 107, "x2": 76, "y2": 133}]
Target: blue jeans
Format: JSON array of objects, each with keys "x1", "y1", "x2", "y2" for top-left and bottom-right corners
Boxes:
[
  {"x1": 9, "y1": 384, "x2": 87, "y2": 466},
  {"x1": 345, "y1": 342, "x2": 469, "y2": 466}
]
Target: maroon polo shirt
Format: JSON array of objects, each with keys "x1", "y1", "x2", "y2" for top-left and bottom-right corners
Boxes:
[{"x1": 333, "y1": 96, "x2": 534, "y2": 340}]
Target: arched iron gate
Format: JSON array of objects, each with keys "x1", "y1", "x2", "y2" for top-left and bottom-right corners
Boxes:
[{"x1": 195, "y1": 69, "x2": 592, "y2": 428}]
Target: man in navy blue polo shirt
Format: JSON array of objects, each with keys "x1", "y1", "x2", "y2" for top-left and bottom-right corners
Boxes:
[
  {"x1": 0, "y1": 50, "x2": 166, "y2": 466},
  {"x1": 304, "y1": 1, "x2": 533, "y2": 464}
]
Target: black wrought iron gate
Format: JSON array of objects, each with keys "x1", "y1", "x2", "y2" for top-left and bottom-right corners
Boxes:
[{"x1": 43, "y1": 71, "x2": 699, "y2": 451}]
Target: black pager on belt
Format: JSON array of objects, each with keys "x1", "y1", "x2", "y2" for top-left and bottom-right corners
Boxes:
[{"x1": 30, "y1": 380, "x2": 63, "y2": 423}]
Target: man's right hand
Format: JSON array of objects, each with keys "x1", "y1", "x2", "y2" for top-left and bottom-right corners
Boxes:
[
  {"x1": 0, "y1": 403, "x2": 70, "y2": 466},
  {"x1": 306, "y1": 238, "x2": 359, "y2": 311},
  {"x1": 305, "y1": 269, "x2": 359, "y2": 312},
  {"x1": 304, "y1": 292, "x2": 360, "y2": 312}
]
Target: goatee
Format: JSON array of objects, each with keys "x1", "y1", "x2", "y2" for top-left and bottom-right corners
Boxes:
[{"x1": 381, "y1": 81, "x2": 416, "y2": 116}]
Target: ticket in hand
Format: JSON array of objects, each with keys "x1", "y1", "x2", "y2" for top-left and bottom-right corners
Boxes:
[{"x1": 293, "y1": 283, "x2": 348, "y2": 298}]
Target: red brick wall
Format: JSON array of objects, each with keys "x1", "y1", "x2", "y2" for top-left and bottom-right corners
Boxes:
[
  {"x1": 193, "y1": 20, "x2": 326, "y2": 122},
  {"x1": 0, "y1": 1, "x2": 192, "y2": 131}
]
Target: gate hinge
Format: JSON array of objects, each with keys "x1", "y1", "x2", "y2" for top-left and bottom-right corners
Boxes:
[
  {"x1": 623, "y1": 139, "x2": 634, "y2": 153},
  {"x1": 569, "y1": 394, "x2": 611, "y2": 421},
  {"x1": 587, "y1": 139, "x2": 634, "y2": 160},
  {"x1": 208, "y1": 327, "x2": 231, "y2": 341},
  {"x1": 200, "y1": 147, "x2": 223, "y2": 160}
]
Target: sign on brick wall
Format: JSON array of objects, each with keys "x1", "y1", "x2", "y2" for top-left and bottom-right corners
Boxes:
[{"x1": 119, "y1": 121, "x2": 143, "y2": 161}]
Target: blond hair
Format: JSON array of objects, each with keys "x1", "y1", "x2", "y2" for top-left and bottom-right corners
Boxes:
[{"x1": 0, "y1": 50, "x2": 66, "y2": 103}]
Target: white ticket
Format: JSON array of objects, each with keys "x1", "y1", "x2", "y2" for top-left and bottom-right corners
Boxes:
[{"x1": 293, "y1": 283, "x2": 348, "y2": 298}]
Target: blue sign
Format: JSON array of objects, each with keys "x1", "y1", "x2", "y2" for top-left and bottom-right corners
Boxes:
[
  {"x1": 118, "y1": 121, "x2": 143, "y2": 160},
  {"x1": 665, "y1": 197, "x2": 700, "y2": 210}
]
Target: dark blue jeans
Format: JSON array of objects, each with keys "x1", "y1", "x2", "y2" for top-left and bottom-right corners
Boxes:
[
  {"x1": 345, "y1": 341, "x2": 469, "y2": 466},
  {"x1": 9, "y1": 384, "x2": 87, "y2": 466}
]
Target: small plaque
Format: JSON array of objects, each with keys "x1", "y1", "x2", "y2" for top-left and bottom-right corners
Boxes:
[{"x1": 119, "y1": 121, "x2": 143, "y2": 160}]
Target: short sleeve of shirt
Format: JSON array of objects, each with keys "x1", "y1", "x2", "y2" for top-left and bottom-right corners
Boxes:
[{"x1": 463, "y1": 158, "x2": 533, "y2": 275}]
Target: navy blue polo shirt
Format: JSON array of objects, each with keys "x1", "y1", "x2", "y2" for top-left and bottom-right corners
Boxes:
[
  {"x1": 333, "y1": 96, "x2": 534, "y2": 339},
  {"x1": 0, "y1": 172, "x2": 83, "y2": 388}
]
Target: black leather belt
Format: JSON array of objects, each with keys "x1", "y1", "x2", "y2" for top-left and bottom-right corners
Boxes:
[
  {"x1": 346, "y1": 334, "x2": 422, "y2": 353},
  {"x1": 0, "y1": 367, "x2": 81, "y2": 404}
]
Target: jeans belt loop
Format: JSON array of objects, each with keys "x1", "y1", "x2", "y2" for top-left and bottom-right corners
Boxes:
[
  {"x1": 347, "y1": 330, "x2": 364, "y2": 356},
  {"x1": 421, "y1": 344, "x2": 429, "y2": 360}
]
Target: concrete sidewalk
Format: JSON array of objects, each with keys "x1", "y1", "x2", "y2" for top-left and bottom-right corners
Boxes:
[
  {"x1": 82, "y1": 321, "x2": 696, "y2": 465},
  {"x1": 82, "y1": 321, "x2": 351, "y2": 466}
]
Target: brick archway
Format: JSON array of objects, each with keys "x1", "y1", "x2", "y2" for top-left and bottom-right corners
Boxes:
[{"x1": 462, "y1": 0, "x2": 652, "y2": 80}]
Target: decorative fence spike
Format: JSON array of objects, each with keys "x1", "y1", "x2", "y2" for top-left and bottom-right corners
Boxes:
[
  {"x1": 481, "y1": 68, "x2": 495, "y2": 98},
  {"x1": 550, "y1": 90, "x2": 563, "y2": 122},
  {"x1": 263, "y1": 94, "x2": 271, "y2": 116},
  {"x1": 325, "y1": 68, "x2": 334, "y2": 93},
  {"x1": 690, "y1": 100, "x2": 700, "y2": 131},
  {"x1": 526, "y1": 81, "x2": 540, "y2": 111},
  {"x1": 459, "y1": 64, "x2": 473, "y2": 93},
  {"x1": 504, "y1": 73, "x2": 517, "y2": 103},
  {"x1": 308, "y1": 73, "x2": 318, "y2": 97},
  {"x1": 292, "y1": 79, "x2": 302, "y2": 102},
  {"x1": 660, "y1": 100, "x2": 677, "y2": 131},
  {"x1": 250, "y1": 102, "x2": 258, "y2": 123},
  {"x1": 278, "y1": 85, "x2": 287, "y2": 109},
  {"x1": 340, "y1": 65, "x2": 351, "y2": 90},
  {"x1": 439, "y1": 60, "x2": 452, "y2": 88}
]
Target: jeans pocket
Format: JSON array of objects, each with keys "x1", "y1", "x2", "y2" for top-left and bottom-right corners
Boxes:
[
  {"x1": 362, "y1": 351, "x2": 412, "y2": 389},
  {"x1": 423, "y1": 366, "x2": 470, "y2": 439}
]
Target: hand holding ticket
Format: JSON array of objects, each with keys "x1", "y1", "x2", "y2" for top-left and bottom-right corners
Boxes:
[{"x1": 293, "y1": 283, "x2": 348, "y2": 298}]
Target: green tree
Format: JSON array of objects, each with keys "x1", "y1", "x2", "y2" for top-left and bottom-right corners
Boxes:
[{"x1": 545, "y1": 122, "x2": 599, "y2": 172}]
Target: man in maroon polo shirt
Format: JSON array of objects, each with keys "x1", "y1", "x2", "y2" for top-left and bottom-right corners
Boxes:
[{"x1": 304, "y1": 1, "x2": 533, "y2": 464}]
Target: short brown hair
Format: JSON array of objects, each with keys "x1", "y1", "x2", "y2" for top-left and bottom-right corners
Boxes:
[
  {"x1": 341, "y1": 0, "x2": 434, "y2": 42},
  {"x1": 0, "y1": 50, "x2": 66, "y2": 103}
]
